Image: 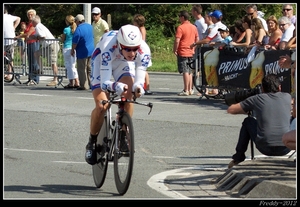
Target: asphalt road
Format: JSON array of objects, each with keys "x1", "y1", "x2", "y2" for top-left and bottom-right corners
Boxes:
[{"x1": 4, "y1": 72, "x2": 254, "y2": 200}]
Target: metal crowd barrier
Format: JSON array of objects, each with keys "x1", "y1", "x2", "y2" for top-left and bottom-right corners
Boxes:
[
  {"x1": 4, "y1": 37, "x2": 67, "y2": 87},
  {"x1": 191, "y1": 45, "x2": 293, "y2": 100}
]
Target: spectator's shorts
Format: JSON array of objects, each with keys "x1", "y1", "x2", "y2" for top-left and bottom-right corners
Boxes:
[
  {"x1": 177, "y1": 56, "x2": 193, "y2": 74},
  {"x1": 41, "y1": 42, "x2": 60, "y2": 64}
]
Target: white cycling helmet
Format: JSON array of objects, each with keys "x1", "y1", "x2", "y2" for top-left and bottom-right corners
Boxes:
[{"x1": 117, "y1": 24, "x2": 142, "y2": 48}]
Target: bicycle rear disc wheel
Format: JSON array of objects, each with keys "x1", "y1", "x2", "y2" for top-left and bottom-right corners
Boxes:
[
  {"x1": 92, "y1": 118, "x2": 109, "y2": 188},
  {"x1": 4, "y1": 62, "x2": 14, "y2": 83},
  {"x1": 114, "y1": 112, "x2": 134, "y2": 195}
]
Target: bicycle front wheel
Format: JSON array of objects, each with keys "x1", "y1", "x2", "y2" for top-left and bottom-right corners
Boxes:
[
  {"x1": 114, "y1": 112, "x2": 134, "y2": 195},
  {"x1": 4, "y1": 61, "x2": 15, "y2": 83},
  {"x1": 92, "y1": 117, "x2": 109, "y2": 188}
]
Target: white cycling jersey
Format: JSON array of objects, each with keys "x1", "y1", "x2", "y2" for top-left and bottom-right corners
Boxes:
[{"x1": 91, "y1": 30, "x2": 151, "y2": 96}]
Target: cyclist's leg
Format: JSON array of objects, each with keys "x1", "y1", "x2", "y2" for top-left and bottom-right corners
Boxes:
[{"x1": 85, "y1": 88, "x2": 109, "y2": 165}]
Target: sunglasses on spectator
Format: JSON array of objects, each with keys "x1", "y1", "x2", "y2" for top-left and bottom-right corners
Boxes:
[
  {"x1": 282, "y1": 8, "x2": 292, "y2": 11},
  {"x1": 120, "y1": 45, "x2": 140, "y2": 52},
  {"x1": 279, "y1": 23, "x2": 287, "y2": 27},
  {"x1": 247, "y1": 13, "x2": 254, "y2": 16}
]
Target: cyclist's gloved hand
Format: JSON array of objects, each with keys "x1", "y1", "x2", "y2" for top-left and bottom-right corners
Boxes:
[
  {"x1": 133, "y1": 83, "x2": 145, "y2": 97},
  {"x1": 115, "y1": 82, "x2": 128, "y2": 96}
]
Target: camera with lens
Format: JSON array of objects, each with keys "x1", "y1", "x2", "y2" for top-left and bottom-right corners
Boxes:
[{"x1": 225, "y1": 85, "x2": 262, "y2": 106}]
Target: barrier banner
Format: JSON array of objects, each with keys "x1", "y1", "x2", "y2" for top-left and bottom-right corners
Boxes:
[{"x1": 201, "y1": 47, "x2": 291, "y2": 92}]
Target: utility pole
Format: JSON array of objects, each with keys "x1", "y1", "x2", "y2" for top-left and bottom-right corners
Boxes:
[{"x1": 83, "y1": 4, "x2": 91, "y2": 24}]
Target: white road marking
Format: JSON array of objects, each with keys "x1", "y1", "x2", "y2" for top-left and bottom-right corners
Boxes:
[
  {"x1": 4, "y1": 148, "x2": 65, "y2": 153},
  {"x1": 147, "y1": 168, "x2": 191, "y2": 199},
  {"x1": 13, "y1": 93, "x2": 53, "y2": 97}
]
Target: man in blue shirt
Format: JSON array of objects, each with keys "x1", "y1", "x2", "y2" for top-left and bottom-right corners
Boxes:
[{"x1": 71, "y1": 14, "x2": 94, "y2": 90}]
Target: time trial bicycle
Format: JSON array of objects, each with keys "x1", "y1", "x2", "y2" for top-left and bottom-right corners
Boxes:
[{"x1": 92, "y1": 90, "x2": 153, "y2": 195}]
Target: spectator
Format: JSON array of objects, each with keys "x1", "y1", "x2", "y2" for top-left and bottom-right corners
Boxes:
[
  {"x1": 264, "y1": 15, "x2": 282, "y2": 50},
  {"x1": 132, "y1": 13, "x2": 153, "y2": 95},
  {"x1": 210, "y1": 26, "x2": 232, "y2": 48},
  {"x1": 15, "y1": 9, "x2": 40, "y2": 84},
  {"x1": 232, "y1": 19, "x2": 246, "y2": 43},
  {"x1": 16, "y1": 22, "x2": 26, "y2": 65},
  {"x1": 203, "y1": 12, "x2": 214, "y2": 38},
  {"x1": 191, "y1": 10, "x2": 227, "y2": 48},
  {"x1": 282, "y1": 4, "x2": 296, "y2": 25},
  {"x1": 194, "y1": 11, "x2": 216, "y2": 97},
  {"x1": 278, "y1": 16, "x2": 295, "y2": 50},
  {"x1": 251, "y1": 17, "x2": 269, "y2": 46},
  {"x1": 31, "y1": 15, "x2": 60, "y2": 87},
  {"x1": 191, "y1": 4, "x2": 207, "y2": 41},
  {"x1": 61, "y1": 15, "x2": 79, "y2": 89},
  {"x1": 285, "y1": 25, "x2": 296, "y2": 50},
  {"x1": 278, "y1": 50, "x2": 296, "y2": 95},
  {"x1": 245, "y1": 4, "x2": 268, "y2": 32},
  {"x1": 282, "y1": 97, "x2": 296, "y2": 151},
  {"x1": 230, "y1": 15, "x2": 254, "y2": 48},
  {"x1": 4, "y1": 5, "x2": 20, "y2": 81},
  {"x1": 91, "y1": 7, "x2": 109, "y2": 47},
  {"x1": 227, "y1": 74, "x2": 291, "y2": 168},
  {"x1": 173, "y1": 10, "x2": 199, "y2": 96},
  {"x1": 71, "y1": 14, "x2": 94, "y2": 90}
]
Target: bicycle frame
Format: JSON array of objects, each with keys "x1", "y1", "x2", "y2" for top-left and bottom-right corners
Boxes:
[{"x1": 93, "y1": 91, "x2": 153, "y2": 195}]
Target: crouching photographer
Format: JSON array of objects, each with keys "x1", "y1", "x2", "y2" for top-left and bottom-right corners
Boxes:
[{"x1": 226, "y1": 74, "x2": 291, "y2": 168}]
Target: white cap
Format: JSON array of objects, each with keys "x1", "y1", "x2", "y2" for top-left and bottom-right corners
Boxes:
[
  {"x1": 75, "y1": 14, "x2": 85, "y2": 22},
  {"x1": 92, "y1": 7, "x2": 101, "y2": 14}
]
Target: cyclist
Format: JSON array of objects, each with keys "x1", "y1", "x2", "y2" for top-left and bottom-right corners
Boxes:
[{"x1": 85, "y1": 24, "x2": 152, "y2": 165}]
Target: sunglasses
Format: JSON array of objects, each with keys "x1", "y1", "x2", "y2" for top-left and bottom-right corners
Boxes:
[
  {"x1": 247, "y1": 13, "x2": 254, "y2": 16},
  {"x1": 121, "y1": 45, "x2": 140, "y2": 52},
  {"x1": 279, "y1": 23, "x2": 287, "y2": 27},
  {"x1": 283, "y1": 9, "x2": 292, "y2": 11}
]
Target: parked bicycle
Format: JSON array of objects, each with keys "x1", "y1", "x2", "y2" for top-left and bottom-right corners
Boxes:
[
  {"x1": 4, "y1": 50, "x2": 15, "y2": 83},
  {"x1": 92, "y1": 90, "x2": 153, "y2": 195}
]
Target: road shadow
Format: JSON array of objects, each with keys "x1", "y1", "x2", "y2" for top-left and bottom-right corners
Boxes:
[{"x1": 3, "y1": 184, "x2": 121, "y2": 198}]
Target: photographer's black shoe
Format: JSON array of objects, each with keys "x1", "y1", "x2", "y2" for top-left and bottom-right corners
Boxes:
[{"x1": 85, "y1": 141, "x2": 97, "y2": 165}]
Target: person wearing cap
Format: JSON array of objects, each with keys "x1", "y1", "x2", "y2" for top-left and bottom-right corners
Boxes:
[
  {"x1": 209, "y1": 26, "x2": 232, "y2": 48},
  {"x1": 190, "y1": 10, "x2": 227, "y2": 49},
  {"x1": 84, "y1": 24, "x2": 152, "y2": 165},
  {"x1": 71, "y1": 14, "x2": 94, "y2": 90},
  {"x1": 91, "y1": 7, "x2": 109, "y2": 47}
]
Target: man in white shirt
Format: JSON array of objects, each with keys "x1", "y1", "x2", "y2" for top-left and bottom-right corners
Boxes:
[
  {"x1": 278, "y1": 16, "x2": 295, "y2": 50},
  {"x1": 191, "y1": 4, "x2": 207, "y2": 41},
  {"x1": 31, "y1": 15, "x2": 60, "y2": 86},
  {"x1": 4, "y1": 6, "x2": 20, "y2": 79}
]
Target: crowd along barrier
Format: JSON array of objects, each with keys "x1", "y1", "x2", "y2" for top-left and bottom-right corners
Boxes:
[
  {"x1": 194, "y1": 46, "x2": 293, "y2": 94},
  {"x1": 4, "y1": 38, "x2": 67, "y2": 87}
]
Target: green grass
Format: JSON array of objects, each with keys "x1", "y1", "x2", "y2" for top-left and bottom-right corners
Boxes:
[{"x1": 150, "y1": 51, "x2": 177, "y2": 73}]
